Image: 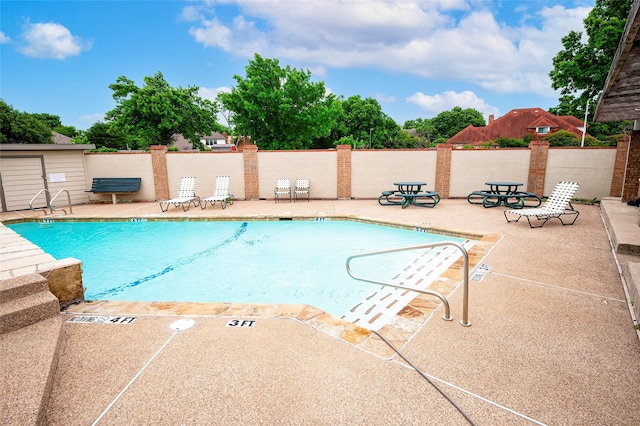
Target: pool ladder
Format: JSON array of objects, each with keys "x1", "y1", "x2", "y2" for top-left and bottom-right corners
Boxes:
[
  {"x1": 30, "y1": 189, "x2": 73, "y2": 215},
  {"x1": 345, "y1": 241, "x2": 471, "y2": 326}
]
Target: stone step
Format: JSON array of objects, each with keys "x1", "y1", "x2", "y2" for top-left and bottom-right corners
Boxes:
[
  {"x1": 0, "y1": 273, "x2": 51, "y2": 303},
  {"x1": 0, "y1": 275, "x2": 60, "y2": 335}
]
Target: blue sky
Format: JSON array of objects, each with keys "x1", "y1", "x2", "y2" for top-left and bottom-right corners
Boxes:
[{"x1": 1, "y1": 0, "x2": 595, "y2": 130}]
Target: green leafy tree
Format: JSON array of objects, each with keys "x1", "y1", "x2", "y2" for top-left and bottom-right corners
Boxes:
[
  {"x1": 409, "y1": 107, "x2": 485, "y2": 145},
  {"x1": 30, "y1": 113, "x2": 61, "y2": 130},
  {"x1": 53, "y1": 125, "x2": 79, "y2": 138},
  {"x1": 431, "y1": 107, "x2": 485, "y2": 140},
  {"x1": 390, "y1": 129, "x2": 422, "y2": 148},
  {"x1": 0, "y1": 99, "x2": 53, "y2": 144},
  {"x1": 84, "y1": 122, "x2": 134, "y2": 150},
  {"x1": 105, "y1": 72, "x2": 219, "y2": 149},
  {"x1": 542, "y1": 130, "x2": 583, "y2": 146},
  {"x1": 550, "y1": 0, "x2": 633, "y2": 119},
  {"x1": 220, "y1": 54, "x2": 342, "y2": 150},
  {"x1": 326, "y1": 96, "x2": 400, "y2": 149},
  {"x1": 494, "y1": 137, "x2": 527, "y2": 148}
]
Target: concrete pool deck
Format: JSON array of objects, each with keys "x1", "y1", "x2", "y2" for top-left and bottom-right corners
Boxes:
[{"x1": 1, "y1": 198, "x2": 640, "y2": 425}]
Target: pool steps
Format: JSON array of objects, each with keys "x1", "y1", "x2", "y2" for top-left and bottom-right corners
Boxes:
[
  {"x1": 341, "y1": 240, "x2": 475, "y2": 331},
  {"x1": 0, "y1": 274, "x2": 60, "y2": 334}
]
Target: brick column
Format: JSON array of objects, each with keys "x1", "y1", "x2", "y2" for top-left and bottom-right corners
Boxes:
[
  {"x1": 243, "y1": 144, "x2": 259, "y2": 200},
  {"x1": 434, "y1": 143, "x2": 452, "y2": 198},
  {"x1": 151, "y1": 145, "x2": 169, "y2": 200},
  {"x1": 527, "y1": 141, "x2": 549, "y2": 196},
  {"x1": 622, "y1": 130, "x2": 640, "y2": 203},
  {"x1": 610, "y1": 136, "x2": 629, "y2": 197},
  {"x1": 336, "y1": 144, "x2": 352, "y2": 199}
]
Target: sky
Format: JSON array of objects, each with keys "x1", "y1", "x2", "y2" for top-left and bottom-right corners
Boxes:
[{"x1": 0, "y1": 0, "x2": 595, "y2": 131}]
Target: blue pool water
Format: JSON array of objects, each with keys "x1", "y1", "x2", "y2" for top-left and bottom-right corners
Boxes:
[{"x1": 8, "y1": 220, "x2": 464, "y2": 316}]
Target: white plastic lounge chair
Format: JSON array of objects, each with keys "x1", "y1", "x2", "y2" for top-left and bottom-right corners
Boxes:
[
  {"x1": 504, "y1": 181, "x2": 580, "y2": 228},
  {"x1": 294, "y1": 178, "x2": 310, "y2": 202},
  {"x1": 201, "y1": 176, "x2": 234, "y2": 209},
  {"x1": 159, "y1": 176, "x2": 200, "y2": 212},
  {"x1": 274, "y1": 178, "x2": 291, "y2": 203}
]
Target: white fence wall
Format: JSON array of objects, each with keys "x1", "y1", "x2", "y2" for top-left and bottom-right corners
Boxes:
[
  {"x1": 450, "y1": 149, "x2": 532, "y2": 198},
  {"x1": 1, "y1": 146, "x2": 620, "y2": 211},
  {"x1": 351, "y1": 150, "x2": 438, "y2": 198}
]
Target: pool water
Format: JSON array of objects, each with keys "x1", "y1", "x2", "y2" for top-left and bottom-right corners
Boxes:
[{"x1": 8, "y1": 220, "x2": 464, "y2": 316}]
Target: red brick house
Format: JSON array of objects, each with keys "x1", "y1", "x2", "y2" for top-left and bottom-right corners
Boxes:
[{"x1": 447, "y1": 108, "x2": 588, "y2": 146}]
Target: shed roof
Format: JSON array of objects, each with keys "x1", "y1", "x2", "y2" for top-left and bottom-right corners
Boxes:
[{"x1": 594, "y1": 0, "x2": 640, "y2": 122}]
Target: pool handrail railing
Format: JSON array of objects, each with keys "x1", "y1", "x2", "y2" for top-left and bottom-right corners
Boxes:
[{"x1": 345, "y1": 241, "x2": 471, "y2": 327}]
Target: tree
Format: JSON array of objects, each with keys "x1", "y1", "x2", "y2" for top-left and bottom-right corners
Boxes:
[
  {"x1": 411, "y1": 107, "x2": 485, "y2": 145},
  {"x1": 549, "y1": 0, "x2": 633, "y2": 118},
  {"x1": 0, "y1": 99, "x2": 53, "y2": 144},
  {"x1": 84, "y1": 122, "x2": 135, "y2": 150},
  {"x1": 53, "y1": 125, "x2": 79, "y2": 138},
  {"x1": 105, "y1": 72, "x2": 219, "y2": 148},
  {"x1": 324, "y1": 95, "x2": 400, "y2": 149},
  {"x1": 220, "y1": 54, "x2": 342, "y2": 150},
  {"x1": 30, "y1": 113, "x2": 61, "y2": 130}
]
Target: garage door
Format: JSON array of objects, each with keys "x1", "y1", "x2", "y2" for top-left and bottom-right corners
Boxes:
[{"x1": 0, "y1": 156, "x2": 47, "y2": 211}]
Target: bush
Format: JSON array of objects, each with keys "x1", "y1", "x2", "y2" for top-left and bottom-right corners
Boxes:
[{"x1": 494, "y1": 137, "x2": 527, "y2": 148}]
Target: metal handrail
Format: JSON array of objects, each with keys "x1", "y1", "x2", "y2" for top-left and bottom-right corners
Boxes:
[
  {"x1": 49, "y1": 189, "x2": 73, "y2": 214},
  {"x1": 30, "y1": 189, "x2": 51, "y2": 214},
  {"x1": 345, "y1": 241, "x2": 471, "y2": 327}
]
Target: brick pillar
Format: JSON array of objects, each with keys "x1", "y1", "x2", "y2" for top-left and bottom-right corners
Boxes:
[
  {"x1": 243, "y1": 144, "x2": 259, "y2": 200},
  {"x1": 622, "y1": 130, "x2": 640, "y2": 203},
  {"x1": 527, "y1": 140, "x2": 549, "y2": 196},
  {"x1": 151, "y1": 145, "x2": 169, "y2": 200},
  {"x1": 336, "y1": 144, "x2": 352, "y2": 199},
  {"x1": 435, "y1": 143, "x2": 452, "y2": 198},
  {"x1": 610, "y1": 136, "x2": 629, "y2": 197}
]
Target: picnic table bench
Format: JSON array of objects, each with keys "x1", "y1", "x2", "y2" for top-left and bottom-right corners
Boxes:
[
  {"x1": 86, "y1": 177, "x2": 141, "y2": 204},
  {"x1": 467, "y1": 190, "x2": 541, "y2": 209},
  {"x1": 398, "y1": 192, "x2": 440, "y2": 208},
  {"x1": 378, "y1": 182, "x2": 440, "y2": 208}
]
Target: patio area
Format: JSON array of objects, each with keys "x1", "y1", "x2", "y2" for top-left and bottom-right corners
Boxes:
[{"x1": 1, "y1": 197, "x2": 639, "y2": 425}]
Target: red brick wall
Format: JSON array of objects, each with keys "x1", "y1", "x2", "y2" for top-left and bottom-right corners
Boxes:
[
  {"x1": 151, "y1": 145, "x2": 169, "y2": 200},
  {"x1": 243, "y1": 145, "x2": 259, "y2": 200},
  {"x1": 622, "y1": 130, "x2": 640, "y2": 202},
  {"x1": 336, "y1": 145, "x2": 352, "y2": 199},
  {"x1": 527, "y1": 141, "x2": 548, "y2": 196},
  {"x1": 610, "y1": 136, "x2": 629, "y2": 197},
  {"x1": 435, "y1": 143, "x2": 452, "y2": 198}
]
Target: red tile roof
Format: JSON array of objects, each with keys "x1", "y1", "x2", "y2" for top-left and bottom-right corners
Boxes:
[{"x1": 447, "y1": 108, "x2": 588, "y2": 145}]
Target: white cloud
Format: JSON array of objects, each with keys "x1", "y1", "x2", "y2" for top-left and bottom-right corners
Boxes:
[
  {"x1": 376, "y1": 93, "x2": 396, "y2": 104},
  {"x1": 198, "y1": 86, "x2": 231, "y2": 102},
  {"x1": 77, "y1": 113, "x2": 105, "y2": 130},
  {"x1": 183, "y1": 1, "x2": 590, "y2": 99},
  {"x1": 18, "y1": 22, "x2": 92, "y2": 60},
  {"x1": 198, "y1": 86, "x2": 233, "y2": 126},
  {"x1": 406, "y1": 90, "x2": 499, "y2": 119},
  {"x1": 0, "y1": 31, "x2": 10, "y2": 44}
]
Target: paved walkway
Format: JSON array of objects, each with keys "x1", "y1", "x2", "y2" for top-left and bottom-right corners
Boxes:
[{"x1": 1, "y1": 198, "x2": 639, "y2": 425}]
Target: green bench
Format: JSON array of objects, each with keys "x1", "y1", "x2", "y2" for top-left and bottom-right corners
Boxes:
[{"x1": 86, "y1": 177, "x2": 141, "y2": 204}]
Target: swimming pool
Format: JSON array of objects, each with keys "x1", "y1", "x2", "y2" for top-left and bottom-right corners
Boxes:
[{"x1": 8, "y1": 220, "x2": 465, "y2": 316}]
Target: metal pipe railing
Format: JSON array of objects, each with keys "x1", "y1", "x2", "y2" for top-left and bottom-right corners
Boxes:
[
  {"x1": 49, "y1": 189, "x2": 73, "y2": 214},
  {"x1": 345, "y1": 241, "x2": 471, "y2": 326},
  {"x1": 29, "y1": 189, "x2": 50, "y2": 214}
]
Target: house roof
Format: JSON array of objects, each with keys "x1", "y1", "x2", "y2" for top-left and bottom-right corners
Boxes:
[
  {"x1": 447, "y1": 108, "x2": 586, "y2": 145},
  {"x1": 594, "y1": 0, "x2": 640, "y2": 122},
  {"x1": 52, "y1": 132, "x2": 72, "y2": 144}
]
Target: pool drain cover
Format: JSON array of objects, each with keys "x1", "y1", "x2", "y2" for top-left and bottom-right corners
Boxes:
[{"x1": 170, "y1": 318, "x2": 195, "y2": 331}]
